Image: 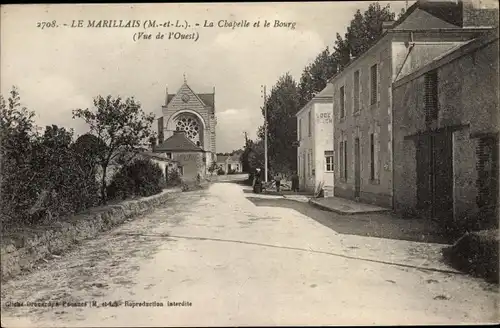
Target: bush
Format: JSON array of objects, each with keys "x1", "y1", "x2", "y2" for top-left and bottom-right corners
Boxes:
[
  {"x1": 442, "y1": 229, "x2": 499, "y2": 284},
  {"x1": 217, "y1": 167, "x2": 225, "y2": 175},
  {"x1": 107, "y1": 159, "x2": 163, "y2": 201},
  {"x1": 1, "y1": 89, "x2": 101, "y2": 229},
  {"x1": 166, "y1": 168, "x2": 182, "y2": 187}
]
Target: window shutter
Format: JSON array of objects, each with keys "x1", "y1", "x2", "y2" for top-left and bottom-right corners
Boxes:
[
  {"x1": 359, "y1": 69, "x2": 363, "y2": 110},
  {"x1": 377, "y1": 64, "x2": 380, "y2": 103},
  {"x1": 424, "y1": 70, "x2": 438, "y2": 124},
  {"x1": 370, "y1": 64, "x2": 377, "y2": 105}
]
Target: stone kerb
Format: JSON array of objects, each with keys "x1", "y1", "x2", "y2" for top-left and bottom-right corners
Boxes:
[{"x1": 1, "y1": 188, "x2": 182, "y2": 282}]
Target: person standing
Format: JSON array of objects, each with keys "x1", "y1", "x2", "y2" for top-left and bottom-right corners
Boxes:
[
  {"x1": 291, "y1": 171, "x2": 299, "y2": 192},
  {"x1": 274, "y1": 172, "x2": 282, "y2": 193}
]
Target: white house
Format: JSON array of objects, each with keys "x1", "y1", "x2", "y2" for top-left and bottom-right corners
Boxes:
[
  {"x1": 216, "y1": 154, "x2": 242, "y2": 174},
  {"x1": 296, "y1": 83, "x2": 334, "y2": 196}
]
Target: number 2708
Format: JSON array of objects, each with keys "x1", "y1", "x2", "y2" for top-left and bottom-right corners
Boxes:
[{"x1": 37, "y1": 20, "x2": 57, "y2": 29}]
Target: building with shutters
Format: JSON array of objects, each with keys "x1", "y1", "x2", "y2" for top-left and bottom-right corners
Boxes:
[
  {"x1": 156, "y1": 79, "x2": 217, "y2": 174},
  {"x1": 296, "y1": 83, "x2": 335, "y2": 195},
  {"x1": 329, "y1": 0, "x2": 495, "y2": 208},
  {"x1": 392, "y1": 27, "x2": 499, "y2": 228}
]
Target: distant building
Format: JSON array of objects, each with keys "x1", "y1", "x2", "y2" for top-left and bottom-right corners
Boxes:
[
  {"x1": 155, "y1": 130, "x2": 207, "y2": 182},
  {"x1": 156, "y1": 80, "x2": 217, "y2": 174},
  {"x1": 216, "y1": 154, "x2": 242, "y2": 174},
  {"x1": 98, "y1": 149, "x2": 178, "y2": 187},
  {"x1": 296, "y1": 83, "x2": 334, "y2": 195},
  {"x1": 329, "y1": 0, "x2": 494, "y2": 208},
  {"x1": 393, "y1": 27, "x2": 499, "y2": 226}
]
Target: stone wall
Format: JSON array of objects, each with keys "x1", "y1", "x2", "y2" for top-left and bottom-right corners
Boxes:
[
  {"x1": 393, "y1": 31, "x2": 499, "y2": 226},
  {"x1": 172, "y1": 152, "x2": 206, "y2": 182},
  {"x1": 333, "y1": 38, "x2": 393, "y2": 208},
  {"x1": 1, "y1": 189, "x2": 181, "y2": 282}
]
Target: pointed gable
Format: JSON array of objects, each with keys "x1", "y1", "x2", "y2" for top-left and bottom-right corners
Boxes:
[
  {"x1": 155, "y1": 131, "x2": 204, "y2": 152},
  {"x1": 165, "y1": 83, "x2": 215, "y2": 114},
  {"x1": 394, "y1": 7, "x2": 462, "y2": 30}
]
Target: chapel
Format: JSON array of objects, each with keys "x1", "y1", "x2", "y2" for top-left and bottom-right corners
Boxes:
[{"x1": 154, "y1": 77, "x2": 217, "y2": 180}]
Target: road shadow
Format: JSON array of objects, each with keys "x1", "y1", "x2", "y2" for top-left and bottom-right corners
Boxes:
[
  {"x1": 245, "y1": 196, "x2": 450, "y2": 245},
  {"x1": 241, "y1": 189, "x2": 312, "y2": 197}
]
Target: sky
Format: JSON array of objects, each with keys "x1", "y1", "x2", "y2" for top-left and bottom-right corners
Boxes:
[{"x1": 1, "y1": 1, "x2": 410, "y2": 153}]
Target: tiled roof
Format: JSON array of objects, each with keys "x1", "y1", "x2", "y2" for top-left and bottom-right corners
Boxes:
[
  {"x1": 198, "y1": 93, "x2": 214, "y2": 108},
  {"x1": 154, "y1": 131, "x2": 204, "y2": 152},
  {"x1": 166, "y1": 92, "x2": 214, "y2": 108}
]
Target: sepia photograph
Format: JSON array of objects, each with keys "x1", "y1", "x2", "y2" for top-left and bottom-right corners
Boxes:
[{"x1": 1, "y1": 0, "x2": 499, "y2": 326}]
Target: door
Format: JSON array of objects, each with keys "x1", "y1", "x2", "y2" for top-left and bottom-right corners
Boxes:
[
  {"x1": 432, "y1": 131, "x2": 453, "y2": 220},
  {"x1": 416, "y1": 135, "x2": 433, "y2": 217},
  {"x1": 416, "y1": 131, "x2": 453, "y2": 220},
  {"x1": 354, "y1": 138, "x2": 361, "y2": 198}
]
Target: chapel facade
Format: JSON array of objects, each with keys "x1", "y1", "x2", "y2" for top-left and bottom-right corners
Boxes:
[{"x1": 156, "y1": 80, "x2": 217, "y2": 171}]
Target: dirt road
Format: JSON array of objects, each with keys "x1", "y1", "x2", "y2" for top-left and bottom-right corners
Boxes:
[{"x1": 1, "y1": 183, "x2": 498, "y2": 326}]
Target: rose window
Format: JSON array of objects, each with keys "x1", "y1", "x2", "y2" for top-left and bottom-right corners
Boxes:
[{"x1": 175, "y1": 115, "x2": 201, "y2": 145}]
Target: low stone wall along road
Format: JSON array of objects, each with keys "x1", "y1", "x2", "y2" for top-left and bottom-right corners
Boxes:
[{"x1": 1, "y1": 183, "x2": 498, "y2": 326}]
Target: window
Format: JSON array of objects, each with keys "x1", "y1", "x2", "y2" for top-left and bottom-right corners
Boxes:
[
  {"x1": 325, "y1": 151, "x2": 334, "y2": 172},
  {"x1": 424, "y1": 70, "x2": 439, "y2": 124},
  {"x1": 166, "y1": 152, "x2": 172, "y2": 159},
  {"x1": 370, "y1": 64, "x2": 378, "y2": 105},
  {"x1": 370, "y1": 133, "x2": 375, "y2": 180},
  {"x1": 354, "y1": 70, "x2": 360, "y2": 113},
  {"x1": 308, "y1": 111, "x2": 312, "y2": 137},
  {"x1": 178, "y1": 166, "x2": 184, "y2": 176},
  {"x1": 339, "y1": 139, "x2": 347, "y2": 180},
  {"x1": 343, "y1": 140, "x2": 348, "y2": 180},
  {"x1": 340, "y1": 86, "x2": 345, "y2": 118},
  {"x1": 298, "y1": 118, "x2": 302, "y2": 140},
  {"x1": 307, "y1": 152, "x2": 311, "y2": 176}
]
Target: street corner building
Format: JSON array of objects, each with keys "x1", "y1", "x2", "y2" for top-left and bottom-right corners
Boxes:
[
  {"x1": 329, "y1": 0, "x2": 499, "y2": 209},
  {"x1": 392, "y1": 26, "x2": 499, "y2": 228},
  {"x1": 296, "y1": 83, "x2": 334, "y2": 196},
  {"x1": 154, "y1": 80, "x2": 217, "y2": 182}
]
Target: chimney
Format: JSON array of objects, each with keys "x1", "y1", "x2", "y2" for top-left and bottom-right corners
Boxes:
[
  {"x1": 382, "y1": 21, "x2": 395, "y2": 33},
  {"x1": 462, "y1": 0, "x2": 499, "y2": 28},
  {"x1": 157, "y1": 117, "x2": 164, "y2": 143}
]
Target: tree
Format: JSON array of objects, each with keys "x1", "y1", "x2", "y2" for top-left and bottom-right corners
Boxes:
[
  {"x1": 73, "y1": 95, "x2": 155, "y2": 204},
  {"x1": 208, "y1": 161, "x2": 219, "y2": 176},
  {"x1": 333, "y1": 3, "x2": 396, "y2": 68},
  {"x1": 0, "y1": 87, "x2": 39, "y2": 224},
  {"x1": 261, "y1": 73, "x2": 300, "y2": 175},
  {"x1": 298, "y1": 48, "x2": 339, "y2": 108},
  {"x1": 72, "y1": 133, "x2": 106, "y2": 180}
]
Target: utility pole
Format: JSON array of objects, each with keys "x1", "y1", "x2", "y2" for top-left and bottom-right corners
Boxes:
[
  {"x1": 243, "y1": 131, "x2": 248, "y2": 145},
  {"x1": 261, "y1": 85, "x2": 268, "y2": 183}
]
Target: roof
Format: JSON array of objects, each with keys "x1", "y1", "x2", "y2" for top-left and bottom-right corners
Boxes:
[
  {"x1": 394, "y1": 26, "x2": 499, "y2": 87},
  {"x1": 325, "y1": 0, "x2": 490, "y2": 85},
  {"x1": 166, "y1": 83, "x2": 215, "y2": 108},
  {"x1": 394, "y1": 0, "x2": 463, "y2": 30},
  {"x1": 139, "y1": 151, "x2": 178, "y2": 163},
  {"x1": 154, "y1": 131, "x2": 204, "y2": 152},
  {"x1": 296, "y1": 83, "x2": 334, "y2": 117}
]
